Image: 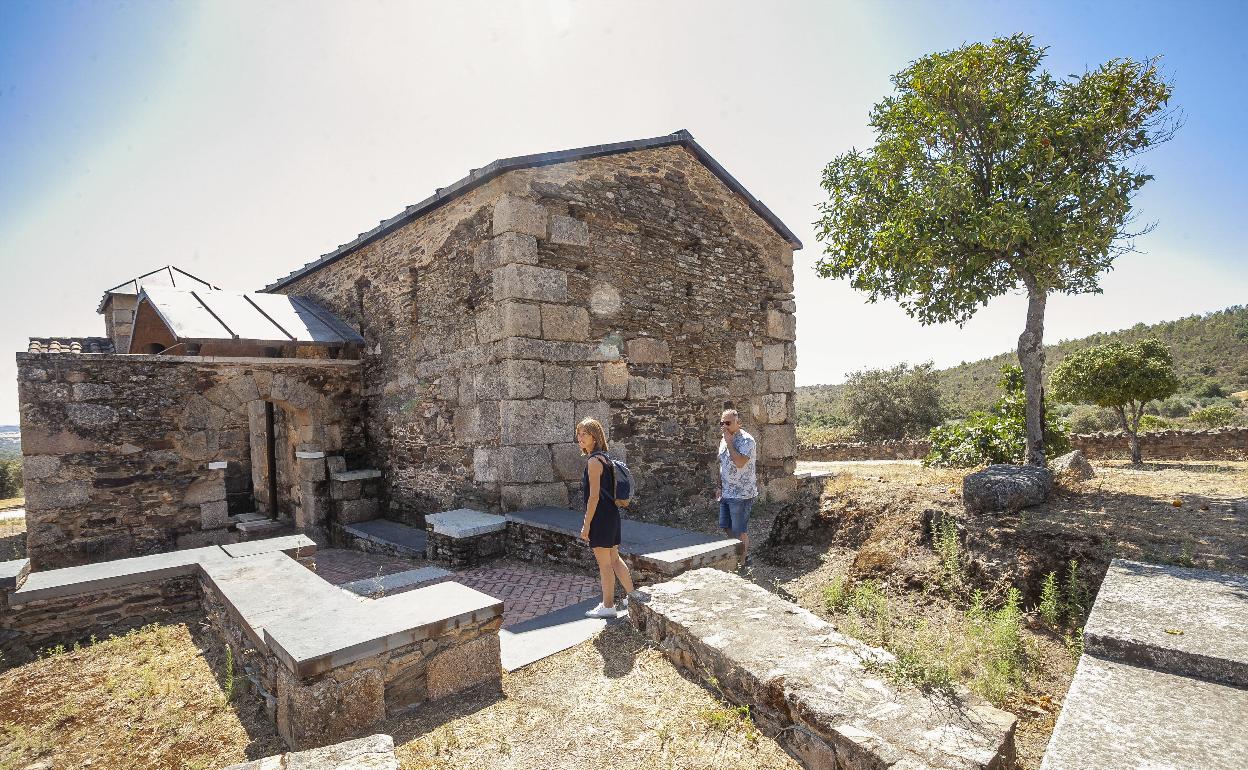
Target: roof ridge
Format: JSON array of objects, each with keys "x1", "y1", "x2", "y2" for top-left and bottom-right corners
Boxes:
[{"x1": 262, "y1": 130, "x2": 800, "y2": 292}]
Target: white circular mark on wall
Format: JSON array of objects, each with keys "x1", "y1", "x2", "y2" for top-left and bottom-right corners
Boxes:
[{"x1": 590, "y1": 283, "x2": 621, "y2": 316}]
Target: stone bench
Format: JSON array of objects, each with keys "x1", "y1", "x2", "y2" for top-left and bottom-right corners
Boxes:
[
  {"x1": 223, "y1": 734, "x2": 398, "y2": 770},
  {"x1": 425, "y1": 508, "x2": 507, "y2": 567},
  {"x1": 201, "y1": 551, "x2": 502, "y2": 748},
  {"x1": 1040, "y1": 560, "x2": 1248, "y2": 770},
  {"x1": 505, "y1": 507, "x2": 742, "y2": 582},
  {"x1": 632, "y1": 568, "x2": 1018, "y2": 769}
]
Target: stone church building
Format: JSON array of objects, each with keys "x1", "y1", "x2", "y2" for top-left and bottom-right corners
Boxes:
[{"x1": 17, "y1": 130, "x2": 802, "y2": 569}]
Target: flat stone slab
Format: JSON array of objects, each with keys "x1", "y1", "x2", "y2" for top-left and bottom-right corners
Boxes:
[
  {"x1": 341, "y1": 566, "x2": 453, "y2": 597},
  {"x1": 221, "y1": 534, "x2": 317, "y2": 559},
  {"x1": 508, "y1": 507, "x2": 741, "y2": 574},
  {"x1": 1039, "y1": 654, "x2": 1248, "y2": 770},
  {"x1": 632, "y1": 568, "x2": 1017, "y2": 769},
  {"x1": 10, "y1": 535, "x2": 318, "y2": 604},
  {"x1": 12, "y1": 545, "x2": 228, "y2": 603},
  {"x1": 426, "y1": 508, "x2": 506, "y2": 538},
  {"x1": 0, "y1": 558, "x2": 30, "y2": 590},
  {"x1": 264, "y1": 579, "x2": 503, "y2": 678},
  {"x1": 330, "y1": 468, "x2": 383, "y2": 482},
  {"x1": 343, "y1": 518, "x2": 427, "y2": 556},
  {"x1": 235, "y1": 519, "x2": 286, "y2": 535},
  {"x1": 223, "y1": 733, "x2": 398, "y2": 770},
  {"x1": 499, "y1": 597, "x2": 626, "y2": 671},
  {"x1": 230, "y1": 512, "x2": 269, "y2": 523},
  {"x1": 1084, "y1": 559, "x2": 1248, "y2": 687}
]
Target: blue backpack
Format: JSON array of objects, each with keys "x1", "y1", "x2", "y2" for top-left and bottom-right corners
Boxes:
[{"x1": 592, "y1": 451, "x2": 634, "y2": 507}]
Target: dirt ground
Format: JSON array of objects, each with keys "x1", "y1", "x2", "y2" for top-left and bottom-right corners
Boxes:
[
  {"x1": 0, "y1": 620, "x2": 796, "y2": 770},
  {"x1": 0, "y1": 516, "x2": 24, "y2": 562},
  {"x1": 749, "y1": 458, "x2": 1248, "y2": 770}
]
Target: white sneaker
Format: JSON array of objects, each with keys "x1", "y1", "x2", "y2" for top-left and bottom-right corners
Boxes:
[{"x1": 584, "y1": 603, "x2": 618, "y2": 619}]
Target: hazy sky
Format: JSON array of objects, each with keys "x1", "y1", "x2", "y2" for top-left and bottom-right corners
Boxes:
[{"x1": 2, "y1": 0, "x2": 1246, "y2": 423}]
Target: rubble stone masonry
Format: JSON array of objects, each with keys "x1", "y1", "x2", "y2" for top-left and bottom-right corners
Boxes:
[
  {"x1": 16, "y1": 353, "x2": 364, "y2": 569},
  {"x1": 278, "y1": 145, "x2": 798, "y2": 523}
]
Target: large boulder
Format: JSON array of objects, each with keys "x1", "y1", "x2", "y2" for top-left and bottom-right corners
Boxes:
[
  {"x1": 963, "y1": 464, "x2": 1052, "y2": 513},
  {"x1": 1051, "y1": 450, "x2": 1095, "y2": 481}
]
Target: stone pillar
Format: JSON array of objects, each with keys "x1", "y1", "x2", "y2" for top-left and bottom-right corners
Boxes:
[{"x1": 294, "y1": 449, "x2": 328, "y2": 539}]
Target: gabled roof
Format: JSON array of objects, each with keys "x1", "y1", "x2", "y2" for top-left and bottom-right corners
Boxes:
[
  {"x1": 136, "y1": 286, "x2": 364, "y2": 347},
  {"x1": 97, "y1": 265, "x2": 220, "y2": 313},
  {"x1": 264, "y1": 129, "x2": 801, "y2": 292}
]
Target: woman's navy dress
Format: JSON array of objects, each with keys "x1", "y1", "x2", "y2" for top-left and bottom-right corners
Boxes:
[{"x1": 583, "y1": 451, "x2": 621, "y2": 548}]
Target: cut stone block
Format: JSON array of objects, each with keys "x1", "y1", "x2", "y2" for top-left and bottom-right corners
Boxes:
[
  {"x1": 0, "y1": 557, "x2": 30, "y2": 590},
  {"x1": 766, "y1": 308, "x2": 796, "y2": 340},
  {"x1": 540, "y1": 304, "x2": 590, "y2": 341},
  {"x1": 570, "y1": 367, "x2": 598, "y2": 401},
  {"x1": 425, "y1": 508, "x2": 507, "y2": 538},
  {"x1": 632, "y1": 569, "x2": 1017, "y2": 770},
  {"x1": 501, "y1": 483, "x2": 569, "y2": 511},
  {"x1": 220, "y1": 535, "x2": 317, "y2": 559},
  {"x1": 543, "y1": 365, "x2": 572, "y2": 400},
  {"x1": 762, "y1": 344, "x2": 784, "y2": 371},
  {"x1": 495, "y1": 444, "x2": 555, "y2": 483},
  {"x1": 1039, "y1": 655, "x2": 1248, "y2": 770},
  {"x1": 499, "y1": 399, "x2": 574, "y2": 445},
  {"x1": 341, "y1": 519, "x2": 427, "y2": 561},
  {"x1": 493, "y1": 263, "x2": 568, "y2": 303},
  {"x1": 550, "y1": 442, "x2": 585, "y2": 481},
  {"x1": 477, "y1": 232, "x2": 538, "y2": 271},
  {"x1": 734, "y1": 341, "x2": 755, "y2": 370},
  {"x1": 599, "y1": 361, "x2": 629, "y2": 400},
  {"x1": 498, "y1": 300, "x2": 542, "y2": 338},
  {"x1": 768, "y1": 370, "x2": 795, "y2": 393},
  {"x1": 547, "y1": 214, "x2": 589, "y2": 246},
  {"x1": 201, "y1": 500, "x2": 230, "y2": 530},
  {"x1": 626, "y1": 337, "x2": 671, "y2": 364},
  {"x1": 1083, "y1": 560, "x2": 1248, "y2": 688},
  {"x1": 427, "y1": 634, "x2": 502, "y2": 701},
  {"x1": 964, "y1": 464, "x2": 1051, "y2": 514},
  {"x1": 492, "y1": 194, "x2": 547, "y2": 238},
  {"x1": 500, "y1": 359, "x2": 544, "y2": 399},
  {"x1": 330, "y1": 469, "x2": 383, "y2": 482},
  {"x1": 337, "y1": 498, "x2": 381, "y2": 525}
]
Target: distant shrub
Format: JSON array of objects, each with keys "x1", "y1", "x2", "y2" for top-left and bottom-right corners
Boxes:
[
  {"x1": 1065, "y1": 405, "x2": 1120, "y2": 434},
  {"x1": 1189, "y1": 405, "x2": 1242, "y2": 428},
  {"x1": 926, "y1": 367, "x2": 1069, "y2": 467},
  {"x1": 0, "y1": 459, "x2": 21, "y2": 500},
  {"x1": 1187, "y1": 378, "x2": 1227, "y2": 398},
  {"x1": 1138, "y1": 414, "x2": 1175, "y2": 433},
  {"x1": 840, "y1": 362, "x2": 944, "y2": 441},
  {"x1": 797, "y1": 423, "x2": 857, "y2": 445}
]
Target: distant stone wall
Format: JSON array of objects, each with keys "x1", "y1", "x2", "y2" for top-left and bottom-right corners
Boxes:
[
  {"x1": 16, "y1": 353, "x2": 364, "y2": 569},
  {"x1": 798, "y1": 439, "x2": 931, "y2": 462},
  {"x1": 279, "y1": 145, "x2": 799, "y2": 522},
  {"x1": 1072, "y1": 428, "x2": 1248, "y2": 460}
]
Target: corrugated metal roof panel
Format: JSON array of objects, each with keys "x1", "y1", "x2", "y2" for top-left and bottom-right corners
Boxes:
[{"x1": 144, "y1": 287, "x2": 231, "y2": 340}]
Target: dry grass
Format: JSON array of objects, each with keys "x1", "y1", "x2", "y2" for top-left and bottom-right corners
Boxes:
[
  {"x1": 390, "y1": 623, "x2": 798, "y2": 770},
  {"x1": 0, "y1": 517, "x2": 24, "y2": 562},
  {"x1": 0, "y1": 621, "x2": 283, "y2": 770},
  {"x1": 0, "y1": 498, "x2": 21, "y2": 512}
]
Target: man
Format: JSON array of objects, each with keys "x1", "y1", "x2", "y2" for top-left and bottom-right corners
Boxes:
[{"x1": 715, "y1": 409, "x2": 756, "y2": 566}]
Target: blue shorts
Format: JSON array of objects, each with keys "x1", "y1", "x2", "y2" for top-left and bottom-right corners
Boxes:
[{"x1": 718, "y1": 498, "x2": 754, "y2": 535}]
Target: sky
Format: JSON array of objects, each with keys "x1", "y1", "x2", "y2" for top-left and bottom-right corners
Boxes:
[{"x1": 1, "y1": 0, "x2": 1246, "y2": 424}]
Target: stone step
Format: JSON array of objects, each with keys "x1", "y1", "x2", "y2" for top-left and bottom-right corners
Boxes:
[
  {"x1": 230, "y1": 512, "x2": 268, "y2": 524},
  {"x1": 235, "y1": 518, "x2": 289, "y2": 537},
  {"x1": 340, "y1": 519, "x2": 428, "y2": 560}
]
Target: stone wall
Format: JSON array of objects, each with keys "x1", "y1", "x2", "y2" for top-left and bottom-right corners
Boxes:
[
  {"x1": 0, "y1": 572, "x2": 200, "y2": 666},
  {"x1": 278, "y1": 145, "x2": 798, "y2": 523},
  {"x1": 797, "y1": 438, "x2": 931, "y2": 462},
  {"x1": 1071, "y1": 428, "x2": 1248, "y2": 460},
  {"x1": 16, "y1": 353, "x2": 364, "y2": 569}
]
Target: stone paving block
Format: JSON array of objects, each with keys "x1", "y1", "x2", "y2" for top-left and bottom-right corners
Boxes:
[
  {"x1": 1084, "y1": 559, "x2": 1248, "y2": 687},
  {"x1": 1039, "y1": 654, "x2": 1248, "y2": 770},
  {"x1": 340, "y1": 566, "x2": 454, "y2": 597},
  {"x1": 632, "y1": 568, "x2": 1017, "y2": 770}
]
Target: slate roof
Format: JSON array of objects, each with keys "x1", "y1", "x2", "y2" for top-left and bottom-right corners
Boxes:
[
  {"x1": 137, "y1": 286, "x2": 364, "y2": 346},
  {"x1": 97, "y1": 265, "x2": 220, "y2": 313},
  {"x1": 27, "y1": 337, "x2": 116, "y2": 354},
  {"x1": 264, "y1": 129, "x2": 802, "y2": 292}
]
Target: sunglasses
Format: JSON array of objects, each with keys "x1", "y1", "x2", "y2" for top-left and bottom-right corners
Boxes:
[{"x1": 719, "y1": 420, "x2": 733, "y2": 426}]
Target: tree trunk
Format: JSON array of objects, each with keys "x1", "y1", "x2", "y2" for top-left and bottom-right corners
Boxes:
[
  {"x1": 1016, "y1": 273, "x2": 1048, "y2": 467},
  {"x1": 1116, "y1": 405, "x2": 1142, "y2": 465}
]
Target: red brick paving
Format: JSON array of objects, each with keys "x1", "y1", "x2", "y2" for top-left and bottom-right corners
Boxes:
[{"x1": 310, "y1": 549, "x2": 601, "y2": 628}]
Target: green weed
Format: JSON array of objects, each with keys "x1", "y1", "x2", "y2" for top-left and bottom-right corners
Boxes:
[{"x1": 1037, "y1": 571, "x2": 1060, "y2": 626}]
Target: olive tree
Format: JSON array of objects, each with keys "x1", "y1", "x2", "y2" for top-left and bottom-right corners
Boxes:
[
  {"x1": 1050, "y1": 338, "x2": 1180, "y2": 463},
  {"x1": 815, "y1": 34, "x2": 1177, "y2": 466}
]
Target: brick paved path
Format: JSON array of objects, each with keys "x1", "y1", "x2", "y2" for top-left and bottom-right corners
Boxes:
[{"x1": 311, "y1": 549, "x2": 600, "y2": 628}]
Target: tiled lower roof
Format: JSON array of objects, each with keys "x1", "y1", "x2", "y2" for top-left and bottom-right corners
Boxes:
[{"x1": 27, "y1": 337, "x2": 115, "y2": 354}]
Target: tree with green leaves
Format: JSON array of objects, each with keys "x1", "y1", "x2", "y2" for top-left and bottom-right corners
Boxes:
[
  {"x1": 815, "y1": 34, "x2": 1178, "y2": 466},
  {"x1": 840, "y1": 362, "x2": 944, "y2": 440},
  {"x1": 1050, "y1": 338, "x2": 1180, "y2": 463}
]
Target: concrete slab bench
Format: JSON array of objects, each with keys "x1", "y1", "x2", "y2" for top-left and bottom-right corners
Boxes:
[
  {"x1": 505, "y1": 507, "x2": 742, "y2": 582},
  {"x1": 631, "y1": 568, "x2": 1018, "y2": 769},
  {"x1": 1040, "y1": 559, "x2": 1248, "y2": 770},
  {"x1": 340, "y1": 518, "x2": 427, "y2": 560},
  {"x1": 425, "y1": 508, "x2": 507, "y2": 567}
]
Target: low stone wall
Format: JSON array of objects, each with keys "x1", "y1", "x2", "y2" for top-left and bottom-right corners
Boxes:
[
  {"x1": 0, "y1": 567, "x2": 199, "y2": 666},
  {"x1": 797, "y1": 438, "x2": 930, "y2": 462},
  {"x1": 1071, "y1": 427, "x2": 1248, "y2": 460},
  {"x1": 427, "y1": 529, "x2": 507, "y2": 568},
  {"x1": 632, "y1": 568, "x2": 1017, "y2": 769}
]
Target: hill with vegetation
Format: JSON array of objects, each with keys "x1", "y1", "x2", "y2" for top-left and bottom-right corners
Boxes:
[
  {"x1": 798, "y1": 305, "x2": 1248, "y2": 440},
  {"x1": 0, "y1": 426, "x2": 19, "y2": 459}
]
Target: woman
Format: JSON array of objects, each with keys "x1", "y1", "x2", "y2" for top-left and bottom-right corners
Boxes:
[{"x1": 575, "y1": 417, "x2": 634, "y2": 619}]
